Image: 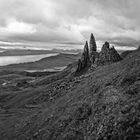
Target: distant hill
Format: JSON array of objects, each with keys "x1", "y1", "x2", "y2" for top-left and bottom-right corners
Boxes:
[
  {"x1": 0, "y1": 53, "x2": 81, "y2": 71},
  {"x1": 0, "y1": 49, "x2": 81, "y2": 56}
]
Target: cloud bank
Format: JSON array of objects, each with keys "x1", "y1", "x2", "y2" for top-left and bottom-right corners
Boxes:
[{"x1": 0, "y1": 0, "x2": 140, "y2": 49}]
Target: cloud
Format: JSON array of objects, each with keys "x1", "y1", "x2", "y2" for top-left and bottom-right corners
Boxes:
[
  {"x1": 0, "y1": 18, "x2": 36, "y2": 34},
  {"x1": 0, "y1": 0, "x2": 140, "y2": 49}
]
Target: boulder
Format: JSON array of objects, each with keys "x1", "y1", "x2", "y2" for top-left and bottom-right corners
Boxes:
[{"x1": 16, "y1": 79, "x2": 29, "y2": 87}]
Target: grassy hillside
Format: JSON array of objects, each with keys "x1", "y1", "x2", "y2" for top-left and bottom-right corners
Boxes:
[{"x1": 0, "y1": 49, "x2": 140, "y2": 139}]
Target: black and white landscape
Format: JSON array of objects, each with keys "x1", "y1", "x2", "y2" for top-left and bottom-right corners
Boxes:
[{"x1": 0, "y1": 0, "x2": 140, "y2": 140}]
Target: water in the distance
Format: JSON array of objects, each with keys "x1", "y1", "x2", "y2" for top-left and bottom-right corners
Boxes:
[{"x1": 0, "y1": 53, "x2": 58, "y2": 66}]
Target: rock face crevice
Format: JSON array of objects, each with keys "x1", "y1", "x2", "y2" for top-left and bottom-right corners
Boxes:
[{"x1": 76, "y1": 34, "x2": 122, "y2": 72}]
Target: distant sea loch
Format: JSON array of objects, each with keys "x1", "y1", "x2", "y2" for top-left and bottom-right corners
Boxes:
[{"x1": 0, "y1": 53, "x2": 58, "y2": 66}]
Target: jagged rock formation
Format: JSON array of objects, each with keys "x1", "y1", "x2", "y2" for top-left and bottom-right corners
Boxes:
[
  {"x1": 137, "y1": 46, "x2": 140, "y2": 51},
  {"x1": 89, "y1": 33, "x2": 97, "y2": 63},
  {"x1": 81, "y1": 41, "x2": 90, "y2": 67},
  {"x1": 96, "y1": 42, "x2": 122, "y2": 65},
  {"x1": 89, "y1": 33, "x2": 97, "y2": 52},
  {"x1": 77, "y1": 59, "x2": 82, "y2": 72},
  {"x1": 76, "y1": 35, "x2": 122, "y2": 72},
  {"x1": 77, "y1": 41, "x2": 90, "y2": 72}
]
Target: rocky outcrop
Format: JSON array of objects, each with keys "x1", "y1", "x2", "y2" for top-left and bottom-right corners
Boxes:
[
  {"x1": 89, "y1": 33, "x2": 97, "y2": 52},
  {"x1": 81, "y1": 41, "x2": 90, "y2": 67},
  {"x1": 137, "y1": 46, "x2": 140, "y2": 51},
  {"x1": 89, "y1": 33, "x2": 97, "y2": 63},
  {"x1": 90, "y1": 51, "x2": 99, "y2": 64},
  {"x1": 16, "y1": 79, "x2": 29, "y2": 87},
  {"x1": 76, "y1": 36, "x2": 122, "y2": 72},
  {"x1": 77, "y1": 41, "x2": 90, "y2": 72},
  {"x1": 96, "y1": 42, "x2": 122, "y2": 65},
  {"x1": 77, "y1": 59, "x2": 82, "y2": 72}
]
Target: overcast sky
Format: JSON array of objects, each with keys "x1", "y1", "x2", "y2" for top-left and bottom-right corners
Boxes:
[{"x1": 0, "y1": 0, "x2": 140, "y2": 49}]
